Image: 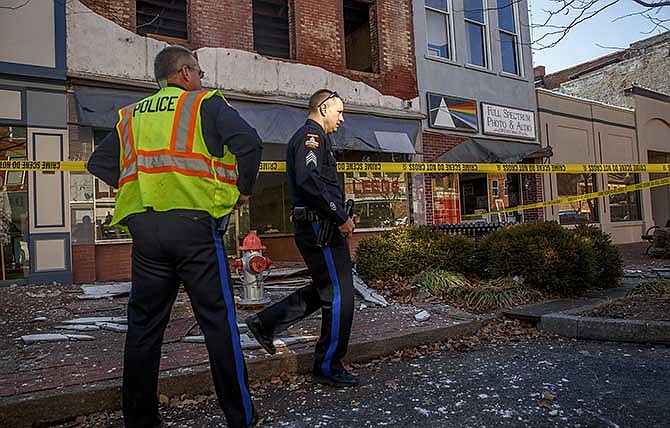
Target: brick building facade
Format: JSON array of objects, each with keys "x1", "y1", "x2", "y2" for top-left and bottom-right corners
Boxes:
[{"x1": 68, "y1": 0, "x2": 422, "y2": 282}]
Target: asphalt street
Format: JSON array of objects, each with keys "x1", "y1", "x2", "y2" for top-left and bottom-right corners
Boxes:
[{"x1": 52, "y1": 336, "x2": 670, "y2": 428}]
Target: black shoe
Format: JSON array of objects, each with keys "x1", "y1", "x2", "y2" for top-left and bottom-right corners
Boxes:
[
  {"x1": 245, "y1": 315, "x2": 276, "y2": 355},
  {"x1": 313, "y1": 369, "x2": 360, "y2": 387},
  {"x1": 248, "y1": 410, "x2": 264, "y2": 427}
]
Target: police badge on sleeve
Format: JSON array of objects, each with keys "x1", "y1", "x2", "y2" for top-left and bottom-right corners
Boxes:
[{"x1": 304, "y1": 133, "x2": 320, "y2": 149}]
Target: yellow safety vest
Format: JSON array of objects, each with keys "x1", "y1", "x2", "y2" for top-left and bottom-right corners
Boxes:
[{"x1": 111, "y1": 86, "x2": 239, "y2": 226}]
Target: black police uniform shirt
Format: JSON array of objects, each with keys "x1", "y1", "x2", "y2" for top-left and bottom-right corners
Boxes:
[
  {"x1": 87, "y1": 85, "x2": 263, "y2": 196},
  {"x1": 287, "y1": 119, "x2": 348, "y2": 226}
]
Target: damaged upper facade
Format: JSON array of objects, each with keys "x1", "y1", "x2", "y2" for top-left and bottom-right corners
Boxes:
[
  {"x1": 536, "y1": 32, "x2": 670, "y2": 109},
  {"x1": 71, "y1": 0, "x2": 419, "y2": 110}
]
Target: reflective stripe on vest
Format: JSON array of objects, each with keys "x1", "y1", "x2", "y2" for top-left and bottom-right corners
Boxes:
[{"x1": 117, "y1": 90, "x2": 237, "y2": 188}]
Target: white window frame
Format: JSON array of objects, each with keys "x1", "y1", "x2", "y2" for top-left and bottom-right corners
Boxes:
[
  {"x1": 497, "y1": 0, "x2": 522, "y2": 76},
  {"x1": 425, "y1": 0, "x2": 455, "y2": 61},
  {"x1": 463, "y1": 0, "x2": 490, "y2": 69}
]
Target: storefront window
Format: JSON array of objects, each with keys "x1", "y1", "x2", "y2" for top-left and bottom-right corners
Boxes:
[
  {"x1": 556, "y1": 173, "x2": 598, "y2": 225},
  {"x1": 69, "y1": 126, "x2": 95, "y2": 243},
  {"x1": 249, "y1": 143, "x2": 291, "y2": 235},
  {"x1": 608, "y1": 173, "x2": 641, "y2": 222},
  {"x1": 458, "y1": 173, "x2": 522, "y2": 223},
  {"x1": 432, "y1": 174, "x2": 460, "y2": 224},
  {"x1": 92, "y1": 130, "x2": 130, "y2": 241},
  {"x1": 460, "y1": 173, "x2": 489, "y2": 216},
  {"x1": 250, "y1": 173, "x2": 291, "y2": 234},
  {"x1": 0, "y1": 126, "x2": 29, "y2": 280},
  {"x1": 344, "y1": 171, "x2": 409, "y2": 228}
]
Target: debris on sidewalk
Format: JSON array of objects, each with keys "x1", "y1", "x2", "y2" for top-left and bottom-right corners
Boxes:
[
  {"x1": 27, "y1": 290, "x2": 61, "y2": 298},
  {"x1": 97, "y1": 322, "x2": 128, "y2": 333},
  {"x1": 352, "y1": 269, "x2": 389, "y2": 307},
  {"x1": 77, "y1": 283, "x2": 131, "y2": 300},
  {"x1": 20, "y1": 333, "x2": 96, "y2": 344},
  {"x1": 62, "y1": 316, "x2": 128, "y2": 325},
  {"x1": 54, "y1": 324, "x2": 101, "y2": 331},
  {"x1": 182, "y1": 333, "x2": 319, "y2": 350},
  {"x1": 415, "y1": 310, "x2": 431, "y2": 322},
  {"x1": 31, "y1": 316, "x2": 47, "y2": 322}
]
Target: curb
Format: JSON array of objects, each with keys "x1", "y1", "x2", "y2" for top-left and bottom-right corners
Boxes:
[
  {"x1": 539, "y1": 310, "x2": 670, "y2": 345},
  {"x1": 0, "y1": 317, "x2": 491, "y2": 428}
]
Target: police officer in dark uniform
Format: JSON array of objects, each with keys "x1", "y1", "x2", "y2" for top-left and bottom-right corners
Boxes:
[
  {"x1": 245, "y1": 89, "x2": 359, "y2": 387},
  {"x1": 87, "y1": 46, "x2": 262, "y2": 428}
]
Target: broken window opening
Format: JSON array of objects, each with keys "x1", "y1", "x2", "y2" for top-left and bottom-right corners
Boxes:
[
  {"x1": 344, "y1": 0, "x2": 379, "y2": 73},
  {"x1": 136, "y1": 0, "x2": 188, "y2": 40},
  {"x1": 253, "y1": 0, "x2": 292, "y2": 59}
]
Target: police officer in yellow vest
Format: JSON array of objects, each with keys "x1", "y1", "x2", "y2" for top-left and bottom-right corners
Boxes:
[{"x1": 87, "y1": 46, "x2": 262, "y2": 428}]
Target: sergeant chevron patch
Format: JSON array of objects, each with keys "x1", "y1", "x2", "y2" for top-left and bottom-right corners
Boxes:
[{"x1": 306, "y1": 151, "x2": 318, "y2": 167}]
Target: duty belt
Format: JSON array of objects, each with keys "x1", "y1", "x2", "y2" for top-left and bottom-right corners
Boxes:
[{"x1": 291, "y1": 207, "x2": 320, "y2": 222}]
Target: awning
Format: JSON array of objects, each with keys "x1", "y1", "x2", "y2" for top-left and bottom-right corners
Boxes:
[
  {"x1": 434, "y1": 138, "x2": 553, "y2": 163},
  {"x1": 235, "y1": 101, "x2": 419, "y2": 154},
  {"x1": 73, "y1": 87, "x2": 148, "y2": 129},
  {"x1": 73, "y1": 88, "x2": 420, "y2": 154}
]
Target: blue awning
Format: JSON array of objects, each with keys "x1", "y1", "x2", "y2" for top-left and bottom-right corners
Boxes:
[
  {"x1": 73, "y1": 88, "x2": 419, "y2": 154},
  {"x1": 234, "y1": 100, "x2": 419, "y2": 153},
  {"x1": 73, "y1": 87, "x2": 148, "y2": 129}
]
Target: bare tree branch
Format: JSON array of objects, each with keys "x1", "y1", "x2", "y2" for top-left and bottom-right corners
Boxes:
[{"x1": 631, "y1": 0, "x2": 670, "y2": 7}]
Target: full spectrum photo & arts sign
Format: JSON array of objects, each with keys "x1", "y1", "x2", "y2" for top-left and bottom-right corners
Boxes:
[{"x1": 481, "y1": 103, "x2": 536, "y2": 139}]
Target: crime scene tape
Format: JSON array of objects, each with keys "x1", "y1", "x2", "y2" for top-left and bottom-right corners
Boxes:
[
  {"x1": 260, "y1": 161, "x2": 670, "y2": 174},
  {"x1": 2, "y1": 160, "x2": 670, "y2": 175},
  {"x1": 462, "y1": 177, "x2": 670, "y2": 219},
  {"x1": 0, "y1": 160, "x2": 89, "y2": 172}
]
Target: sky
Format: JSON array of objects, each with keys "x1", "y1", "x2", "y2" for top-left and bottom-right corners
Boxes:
[{"x1": 529, "y1": 0, "x2": 670, "y2": 72}]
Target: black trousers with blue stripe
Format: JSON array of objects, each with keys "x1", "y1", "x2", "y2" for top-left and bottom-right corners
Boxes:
[
  {"x1": 123, "y1": 210, "x2": 253, "y2": 428},
  {"x1": 256, "y1": 221, "x2": 354, "y2": 376}
]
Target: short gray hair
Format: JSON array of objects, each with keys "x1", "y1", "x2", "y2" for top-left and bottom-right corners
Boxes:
[{"x1": 154, "y1": 45, "x2": 196, "y2": 82}]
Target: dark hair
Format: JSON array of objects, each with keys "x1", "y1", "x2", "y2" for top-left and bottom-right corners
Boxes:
[
  {"x1": 309, "y1": 89, "x2": 340, "y2": 113},
  {"x1": 154, "y1": 45, "x2": 196, "y2": 82}
]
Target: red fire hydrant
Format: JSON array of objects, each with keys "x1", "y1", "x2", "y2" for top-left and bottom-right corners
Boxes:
[{"x1": 233, "y1": 231, "x2": 272, "y2": 306}]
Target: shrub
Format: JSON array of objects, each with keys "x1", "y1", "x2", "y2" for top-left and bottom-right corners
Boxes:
[
  {"x1": 627, "y1": 278, "x2": 670, "y2": 298},
  {"x1": 355, "y1": 227, "x2": 477, "y2": 282},
  {"x1": 573, "y1": 225, "x2": 623, "y2": 288},
  {"x1": 477, "y1": 222, "x2": 597, "y2": 294},
  {"x1": 414, "y1": 271, "x2": 541, "y2": 310},
  {"x1": 460, "y1": 277, "x2": 542, "y2": 311},
  {"x1": 414, "y1": 269, "x2": 470, "y2": 297}
]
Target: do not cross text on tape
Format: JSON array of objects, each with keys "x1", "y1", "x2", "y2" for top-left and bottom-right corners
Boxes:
[{"x1": 3, "y1": 160, "x2": 670, "y2": 175}]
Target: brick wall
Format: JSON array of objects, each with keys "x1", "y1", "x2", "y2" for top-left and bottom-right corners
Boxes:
[
  {"x1": 95, "y1": 244, "x2": 133, "y2": 282},
  {"x1": 72, "y1": 244, "x2": 96, "y2": 283},
  {"x1": 80, "y1": 0, "x2": 135, "y2": 31},
  {"x1": 294, "y1": 0, "x2": 418, "y2": 100},
  {"x1": 189, "y1": 0, "x2": 253, "y2": 51},
  {"x1": 541, "y1": 33, "x2": 670, "y2": 109},
  {"x1": 80, "y1": 0, "x2": 417, "y2": 100},
  {"x1": 421, "y1": 131, "x2": 469, "y2": 224},
  {"x1": 522, "y1": 170, "x2": 544, "y2": 223}
]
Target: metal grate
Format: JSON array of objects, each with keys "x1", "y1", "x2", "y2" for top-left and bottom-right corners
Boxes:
[
  {"x1": 253, "y1": 0, "x2": 290, "y2": 59},
  {"x1": 136, "y1": 0, "x2": 188, "y2": 40}
]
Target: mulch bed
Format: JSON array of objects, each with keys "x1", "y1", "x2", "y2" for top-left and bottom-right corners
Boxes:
[{"x1": 582, "y1": 297, "x2": 670, "y2": 322}]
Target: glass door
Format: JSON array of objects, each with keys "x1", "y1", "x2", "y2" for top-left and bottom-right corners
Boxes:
[{"x1": 0, "y1": 126, "x2": 29, "y2": 280}]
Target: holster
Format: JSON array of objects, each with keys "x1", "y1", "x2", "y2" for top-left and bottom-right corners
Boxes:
[{"x1": 316, "y1": 199, "x2": 355, "y2": 248}]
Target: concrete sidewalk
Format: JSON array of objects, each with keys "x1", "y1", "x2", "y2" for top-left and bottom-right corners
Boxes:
[
  {"x1": 0, "y1": 281, "x2": 489, "y2": 428},
  {"x1": 2, "y1": 258, "x2": 666, "y2": 428},
  {"x1": 505, "y1": 268, "x2": 670, "y2": 345}
]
